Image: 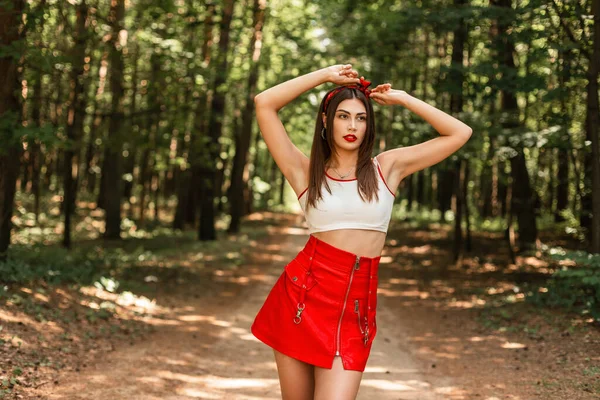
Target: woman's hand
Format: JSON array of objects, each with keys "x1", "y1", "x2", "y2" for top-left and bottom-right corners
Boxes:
[
  {"x1": 369, "y1": 83, "x2": 409, "y2": 106},
  {"x1": 325, "y1": 64, "x2": 361, "y2": 86}
]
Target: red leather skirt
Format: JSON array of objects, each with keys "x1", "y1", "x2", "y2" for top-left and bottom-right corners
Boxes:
[{"x1": 251, "y1": 234, "x2": 380, "y2": 372}]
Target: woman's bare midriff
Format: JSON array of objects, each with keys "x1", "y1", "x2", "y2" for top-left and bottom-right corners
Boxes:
[{"x1": 311, "y1": 229, "x2": 386, "y2": 258}]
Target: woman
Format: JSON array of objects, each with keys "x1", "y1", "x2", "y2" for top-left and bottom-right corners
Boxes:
[{"x1": 250, "y1": 64, "x2": 472, "y2": 399}]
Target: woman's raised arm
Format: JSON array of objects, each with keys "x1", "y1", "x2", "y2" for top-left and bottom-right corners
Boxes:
[
  {"x1": 254, "y1": 65, "x2": 359, "y2": 197},
  {"x1": 369, "y1": 84, "x2": 473, "y2": 191}
]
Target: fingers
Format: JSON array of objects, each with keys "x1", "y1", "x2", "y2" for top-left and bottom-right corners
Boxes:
[
  {"x1": 368, "y1": 92, "x2": 388, "y2": 105},
  {"x1": 369, "y1": 95, "x2": 384, "y2": 105},
  {"x1": 338, "y1": 68, "x2": 358, "y2": 78},
  {"x1": 338, "y1": 67, "x2": 359, "y2": 85},
  {"x1": 371, "y1": 83, "x2": 391, "y2": 92}
]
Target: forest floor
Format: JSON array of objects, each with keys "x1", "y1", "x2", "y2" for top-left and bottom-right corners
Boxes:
[{"x1": 1, "y1": 211, "x2": 599, "y2": 399}]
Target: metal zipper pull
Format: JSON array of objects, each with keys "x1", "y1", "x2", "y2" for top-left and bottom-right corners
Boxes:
[
  {"x1": 354, "y1": 255, "x2": 360, "y2": 270},
  {"x1": 355, "y1": 299, "x2": 365, "y2": 335}
]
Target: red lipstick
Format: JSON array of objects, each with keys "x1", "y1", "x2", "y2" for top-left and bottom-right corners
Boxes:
[{"x1": 343, "y1": 135, "x2": 357, "y2": 142}]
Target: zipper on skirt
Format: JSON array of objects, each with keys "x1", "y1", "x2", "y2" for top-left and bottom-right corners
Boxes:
[{"x1": 335, "y1": 254, "x2": 360, "y2": 356}]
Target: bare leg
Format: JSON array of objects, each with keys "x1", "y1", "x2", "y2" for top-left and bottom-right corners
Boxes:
[
  {"x1": 313, "y1": 356, "x2": 363, "y2": 400},
  {"x1": 273, "y1": 349, "x2": 315, "y2": 400}
]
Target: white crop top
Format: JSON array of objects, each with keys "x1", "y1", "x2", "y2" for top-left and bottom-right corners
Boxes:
[{"x1": 297, "y1": 157, "x2": 396, "y2": 234}]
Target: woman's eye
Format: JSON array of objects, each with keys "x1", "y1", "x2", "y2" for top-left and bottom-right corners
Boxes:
[{"x1": 338, "y1": 114, "x2": 366, "y2": 121}]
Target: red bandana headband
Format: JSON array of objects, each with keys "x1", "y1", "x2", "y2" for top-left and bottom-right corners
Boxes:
[{"x1": 323, "y1": 77, "x2": 372, "y2": 113}]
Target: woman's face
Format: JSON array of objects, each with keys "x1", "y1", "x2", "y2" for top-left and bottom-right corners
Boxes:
[{"x1": 323, "y1": 98, "x2": 368, "y2": 152}]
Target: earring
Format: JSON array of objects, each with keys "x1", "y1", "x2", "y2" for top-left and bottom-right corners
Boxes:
[{"x1": 321, "y1": 127, "x2": 326, "y2": 140}]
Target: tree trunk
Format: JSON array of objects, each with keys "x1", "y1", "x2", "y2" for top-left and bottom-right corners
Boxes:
[
  {"x1": 493, "y1": 0, "x2": 538, "y2": 252},
  {"x1": 29, "y1": 0, "x2": 47, "y2": 223},
  {"x1": 437, "y1": 168, "x2": 454, "y2": 222},
  {"x1": 63, "y1": 0, "x2": 89, "y2": 248},
  {"x1": 545, "y1": 149, "x2": 555, "y2": 211},
  {"x1": 138, "y1": 147, "x2": 150, "y2": 223},
  {"x1": 177, "y1": 2, "x2": 215, "y2": 229},
  {"x1": 479, "y1": 136, "x2": 495, "y2": 218},
  {"x1": 123, "y1": 45, "x2": 140, "y2": 217},
  {"x1": 30, "y1": 22, "x2": 45, "y2": 223},
  {"x1": 85, "y1": 51, "x2": 108, "y2": 196},
  {"x1": 415, "y1": 170, "x2": 424, "y2": 210},
  {"x1": 555, "y1": 48, "x2": 572, "y2": 223},
  {"x1": 587, "y1": 0, "x2": 600, "y2": 253},
  {"x1": 0, "y1": 0, "x2": 25, "y2": 260},
  {"x1": 450, "y1": 0, "x2": 467, "y2": 261},
  {"x1": 103, "y1": 0, "x2": 126, "y2": 239},
  {"x1": 228, "y1": 0, "x2": 266, "y2": 233},
  {"x1": 453, "y1": 159, "x2": 464, "y2": 263},
  {"x1": 139, "y1": 52, "x2": 161, "y2": 225},
  {"x1": 406, "y1": 174, "x2": 414, "y2": 212},
  {"x1": 464, "y1": 159, "x2": 472, "y2": 252},
  {"x1": 555, "y1": 147, "x2": 569, "y2": 222},
  {"x1": 198, "y1": 0, "x2": 235, "y2": 241}
]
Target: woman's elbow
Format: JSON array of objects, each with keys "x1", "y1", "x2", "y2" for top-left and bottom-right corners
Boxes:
[{"x1": 254, "y1": 92, "x2": 268, "y2": 107}]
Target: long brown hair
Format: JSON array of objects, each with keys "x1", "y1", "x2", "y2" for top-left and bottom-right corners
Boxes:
[{"x1": 305, "y1": 86, "x2": 379, "y2": 210}]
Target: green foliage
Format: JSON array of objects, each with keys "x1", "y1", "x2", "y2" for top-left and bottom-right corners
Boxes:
[
  {"x1": 0, "y1": 110, "x2": 58, "y2": 154},
  {"x1": 527, "y1": 247, "x2": 600, "y2": 322},
  {"x1": 0, "y1": 38, "x2": 26, "y2": 61},
  {"x1": 0, "y1": 245, "x2": 150, "y2": 287}
]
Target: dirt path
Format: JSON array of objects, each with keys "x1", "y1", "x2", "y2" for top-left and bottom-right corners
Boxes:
[
  {"x1": 21, "y1": 212, "x2": 597, "y2": 399},
  {"x1": 41, "y1": 216, "x2": 453, "y2": 400}
]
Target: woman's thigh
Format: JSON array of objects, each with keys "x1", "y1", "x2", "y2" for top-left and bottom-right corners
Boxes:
[
  {"x1": 273, "y1": 349, "x2": 315, "y2": 400},
  {"x1": 314, "y1": 356, "x2": 363, "y2": 400}
]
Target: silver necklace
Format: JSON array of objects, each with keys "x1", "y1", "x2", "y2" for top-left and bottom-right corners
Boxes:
[{"x1": 331, "y1": 165, "x2": 355, "y2": 179}]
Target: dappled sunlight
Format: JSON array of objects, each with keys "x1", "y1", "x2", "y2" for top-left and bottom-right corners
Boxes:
[
  {"x1": 377, "y1": 275, "x2": 459, "y2": 300},
  {"x1": 174, "y1": 377, "x2": 280, "y2": 399},
  {"x1": 20, "y1": 288, "x2": 51, "y2": 303},
  {"x1": 434, "y1": 386, "x2": 470, "y2": 398},
  {"x1": 420, "y1": 259, "x2": 433, "y2": 267},
  {"x1": 137, "y1": 375, "x2": 165, "y2": 385},
  {"x1": 361, "y1": 378, "x2": 431, "y2": 391},
  {"x1": 9, "y1": 211, "x2": 591, "y2": 399},
  {"x1": 200, "y1": 376, "x2": 278, "y2": 389},
  {"x1": 521, "y1": 256, "x2": 546, "y2": 268},
  {"x1": 178, "y1": 314, "x2": 228, "y2": 324},
  {"x1": 244, "y1": 269, "x2": 279, "y2": 284},
  {"x1": 364, "y1": 366, "x2": 421, "y2": 374},
  {"x1": 239, "y1": 332, "x2": 260, "y2": 341},
  {"x1": 79, "y1": 285, "x2": 160, "y2": 316},
  {"x1": 266, "y1": 225, "x2": 307, "y2": 236},
  {"x1": 212, "y1": 269, "x2": 252, "y2": 285},
  {"x1": 501, "y1": 341, "x2": 527, "y2": 349},
  {"x1": 388, "y1": 277, "x2": 419, "y2": 285},
  {"x1": 140, "y1": 317, "x2": 183, "y2": 326},
  {"x1": 0, "y1": 307, "x2": 65, "y2": 336},
  {"x1": 176, "y1": 389, "x2": 222, "y2": 399},
  {"x1": 468, "y1": 336, "x2": 486, "y2": 342},
  {"x1": 244, "y1": 212, "x2": 269, "y2": 221},
  {"x1": 379, "y1": 255, "x2": 393, "y2": 264},
  {"x1": 416, "y1": 348, "x2": 460, "y2": 360},
  {"x1": 378, "y1": 287, "x2": 431, "y2": 299},
  {"x1": 447, "y1": 298, "x2": 487, "y2": 308}
]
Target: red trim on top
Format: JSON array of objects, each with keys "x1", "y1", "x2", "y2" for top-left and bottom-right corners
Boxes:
[
  {"x1": 324, "y1": 170, "x2": 357, "y2": 181},
  {"x1": 375, "y1": 157, "x2": 396, "y2": 197},
  {"x1": 298, "y1": 187, "x2": 308, "y2": 199}
]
